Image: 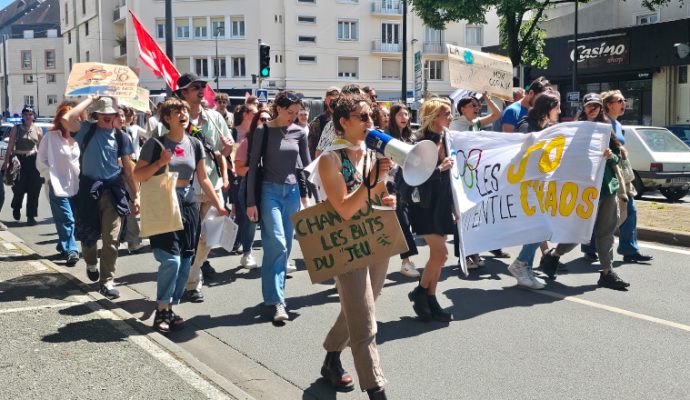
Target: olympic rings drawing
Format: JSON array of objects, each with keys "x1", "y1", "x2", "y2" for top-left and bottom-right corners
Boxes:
[{"x1": 451, "y1": 148, "x2": 483, "y2": 189}]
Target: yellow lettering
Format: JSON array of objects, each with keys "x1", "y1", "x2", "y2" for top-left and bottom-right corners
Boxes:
[
  {"x1": 507, "y1": 141, "x2": 545, "y2": 184},
  {"x1": 544, "y1": 181, "x2": 558, "y2": 216},
  {"x1": 559, "y1": 182, "x2": 579, "y2": 217},
  {"x1": 576, "y1": 187, "x2": 599, "y2": 219},
  {"x1": 539, "y1": 135, "x2": 566, "y2": 174},
  {"x1": 532, "y1": 180, "x2": 546, "y2": 213},
  {"x1": 520, "y1": 181, "x2": 536, "y2": 216}
]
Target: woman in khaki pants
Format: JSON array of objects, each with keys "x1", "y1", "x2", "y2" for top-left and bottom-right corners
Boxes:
[{"x1": 315, "y1": 92, "x2": 395, "y2": 400}]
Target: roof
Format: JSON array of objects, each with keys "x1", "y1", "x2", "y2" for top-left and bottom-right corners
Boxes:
[
  {"x1": 0, "y1": 0, "x2": 40, "y2": 28},
  {"x1": 14, "y1": 0, "x2": 59, "y2": 26}
]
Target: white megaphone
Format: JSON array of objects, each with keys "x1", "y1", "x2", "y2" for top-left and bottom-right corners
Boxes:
[{"x1": 365, "y1": 129, "x2": 438, "y2": 186}]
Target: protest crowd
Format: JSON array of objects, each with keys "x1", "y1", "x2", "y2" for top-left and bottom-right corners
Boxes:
[{"x1": 0, "y1": 69, "x2": 657, "y2": 400}]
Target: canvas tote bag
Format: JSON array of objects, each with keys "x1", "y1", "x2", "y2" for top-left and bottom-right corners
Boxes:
[{"x1": 139, "y1": 139, "x2": 184, "y2": 237}]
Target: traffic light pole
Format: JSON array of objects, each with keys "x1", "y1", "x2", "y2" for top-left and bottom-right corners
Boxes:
[{"x1": 257, "y1": 39, "x2": 263, "y2": 91}]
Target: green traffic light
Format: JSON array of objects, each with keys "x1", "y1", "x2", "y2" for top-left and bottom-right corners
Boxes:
[{"x1": 261, "y1": 68, "x2": 270, "y2": 77}]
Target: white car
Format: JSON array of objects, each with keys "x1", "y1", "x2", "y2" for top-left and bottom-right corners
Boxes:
[{"x1": 622, "y1": 125, "x2": 690, "y2": 201}]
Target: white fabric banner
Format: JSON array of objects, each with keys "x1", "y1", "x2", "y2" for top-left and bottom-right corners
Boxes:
[{"x1": 447, "y1": 122, "x2": 612, "y2": 256}]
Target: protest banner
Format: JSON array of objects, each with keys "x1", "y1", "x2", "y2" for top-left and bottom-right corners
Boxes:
[
  {"x1": 118, "y1": 87, "x2": 150, "y2": 112},
  {"x1": 447, "y1": 121, "x2": 612, "y2": 256},
  {"x1": 65, "y1": 62, "x2": 139, "y2": 98},
  {"x1": 446, "y1": 44, "x2": 513, "y2": 101},
  {"x1": 291, "y1": 182, "x2": 408, "y2": 284}
]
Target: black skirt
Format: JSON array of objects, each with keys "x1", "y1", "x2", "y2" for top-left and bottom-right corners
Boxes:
[
  {"x1": 409, "y1": 170, "x2": 455, "y2": 236},
  {"x1": 149, "y1": 187, "x2": 200, "y2": 258}
]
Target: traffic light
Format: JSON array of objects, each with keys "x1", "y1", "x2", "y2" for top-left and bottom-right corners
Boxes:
[{"x1": 259, "y1": 43, "x2": 270, "y2": 78}]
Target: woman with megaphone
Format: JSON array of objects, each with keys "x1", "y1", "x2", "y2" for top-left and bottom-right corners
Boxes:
[
  {"x1": 407, "y1": 97, "x2": 456, "y2": 323},
  {"x1": 315, "y1": 92, "x2": 395, "y2": 400}
]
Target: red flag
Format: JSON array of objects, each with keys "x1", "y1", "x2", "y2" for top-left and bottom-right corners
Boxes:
[
  {"x1": 129, "y1": 10, "x2": 180, "y2": 90},
  {"x1": 204, "y1": 86, "x2": 216, "y2": 109}
]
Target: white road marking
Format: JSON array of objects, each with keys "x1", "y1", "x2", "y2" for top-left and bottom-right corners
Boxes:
[
  {"x1": 636, "y1": 241, "x2": 690, "y2": 256},
  {"x1": 539, "y1": 289, "x2": 690, "y2": 333},
  {"x1": 0, "y1": 303, "x2": 78, "y2": 314}
]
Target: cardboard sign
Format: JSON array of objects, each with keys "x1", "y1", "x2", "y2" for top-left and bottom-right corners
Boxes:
[
  {"x1": 447, "y1": 121, "x2": 611, "y2": 255},
  {"x1": 446, "y1": 44, "x2": 513, "y2": 101},
  {"x1": 291, "y1": 183, "x2": 408, "y2": 284},
  {"x1": 65, "y1": 62, "x2": 139, "y2": 98},
  {"x1": 118, "y1": 87, "x2": 150, "y2": 112}
]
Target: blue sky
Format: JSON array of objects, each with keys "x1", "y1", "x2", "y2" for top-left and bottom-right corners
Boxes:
[{"x1": 0, "y1": 0, "x2": 17, "y2": 12}]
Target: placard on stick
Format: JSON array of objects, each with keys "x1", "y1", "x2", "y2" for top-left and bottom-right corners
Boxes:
[
  {"x1": 65, "y1": 62, "x2": 139, "y2": 98},
  {"x1": 446, "y1": 44, "x2": 513, "y2": 101},
  {"x1": 291, "y1": 183, "x2": 408, "y2": 284}
]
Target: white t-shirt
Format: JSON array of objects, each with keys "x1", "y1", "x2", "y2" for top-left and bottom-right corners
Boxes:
[{"x1": 36, "y1": 130, "x2": 80, "y2": 197}]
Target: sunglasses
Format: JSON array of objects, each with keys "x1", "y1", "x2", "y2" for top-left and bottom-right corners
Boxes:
[
  {"x1": 351, "y1": 112, "x2": 372, "y2": 122},
  {"x1": 286, "y1": 91, "x2": 304, "y2": 102},
  {"x1": 615, "y1": 98, "x2": 627, "y2": 104},
  {"x1": 191, "y1": 83, "x2": 207, "y2": 90}
]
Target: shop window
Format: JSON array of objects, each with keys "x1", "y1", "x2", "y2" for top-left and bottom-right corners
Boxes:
[
  {"x1": 636, "y1": 13, "x2": 658, "y2": 25},
  {"x1": 680, "y1": 66, "x2": 688, "y2": 84}
]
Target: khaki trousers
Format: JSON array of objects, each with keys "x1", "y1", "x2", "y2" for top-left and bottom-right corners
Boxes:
[
  {"x1": 323, "y1": 259, "x2": 389, "y2": 391},
  {"x1": 81, "y1": 193, "x2": 122, "y2": 284},
  {"x1": 185, "y1": 193, "x2": 214, "y2": 291}
]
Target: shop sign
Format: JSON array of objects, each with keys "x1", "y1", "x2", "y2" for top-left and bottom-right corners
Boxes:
[{"x1": 569, "y1": 38, "x2": 630, "y2": 69}]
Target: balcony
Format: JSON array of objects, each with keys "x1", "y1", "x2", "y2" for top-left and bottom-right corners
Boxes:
[
  {"x1": 113, "y1": 44, "x2": 127, "y2": 59},
  {"x1": 113, "y1": 5, "x2": 126, "y2": 23},
  {"x1": 371, "y1": 39, "x2": 402, "y2": 53},
  {"x1": 422, "y1": 41, "x2": 457, "y2": 54},
  {"x1": 370, "y1": 0, "x2": 403, "y2": 16}
]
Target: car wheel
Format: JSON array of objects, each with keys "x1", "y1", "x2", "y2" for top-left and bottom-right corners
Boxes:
[
  {"x1": 632, "y1": 172, "x2": 644, "y2": 200},
  {"x1": 660, "y1": 187, "x2": 689, "y2": 202}
]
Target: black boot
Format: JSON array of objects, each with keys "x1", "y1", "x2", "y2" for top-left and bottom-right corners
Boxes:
[
  {"x1": 539, "y1": 249, "x2": 560, "y2": 280},
  {"x1": 320, "y1": 351, "x2": 354, "y2": 391},
  {"x1": 408, "y1": 285, "x2": 432, "y2": 321},
  {"x1": 367, "y1": 387, "x2": 388, "y2": 400},
  {"x1": 427, "y1": 295, "x2": 452, "y2": 322}
]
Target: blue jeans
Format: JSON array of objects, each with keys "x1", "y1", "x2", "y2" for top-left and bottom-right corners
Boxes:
[
  {"x1": 516, "y1": 242, "x2": 541, "y2": 267},
  {"x1": 237, "y1": 177, "x2": 257, "y2": 254},
  {"x1": 48, "y1": 187, "x2": 79, "y2": 257},
  {"x1": 154, "y1": 248, "x2": 193, "y2": 305},
  {"x1": 617, "y1": 196, "x2": 640, "y2": 255},
  {"x1": 259, "y1": 182, "x2": 300, "y2": 306},
  {"x1": 0, "y1": 180, "x2": 5, "y2": 213}
]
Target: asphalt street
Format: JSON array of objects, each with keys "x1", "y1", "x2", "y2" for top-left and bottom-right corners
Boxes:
[
  {"x1": 637, "y1": 189, "x2": 690, "y2": 207},
  {"x1": 2, "y1": 190, "x2": 690, "y2": 400}
]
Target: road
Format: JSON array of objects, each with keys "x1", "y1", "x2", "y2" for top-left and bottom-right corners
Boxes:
[
  {"x1": 2, "y1": 191, "x2": 690, "y2": 400},
  {"x1": 637, "y1": 189, "x2": 690, "y2": 207}
]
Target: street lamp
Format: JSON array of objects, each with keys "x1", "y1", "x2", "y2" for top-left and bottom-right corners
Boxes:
[{"x1": 214, "y1": 26, "x2": 223, "y2": 91}]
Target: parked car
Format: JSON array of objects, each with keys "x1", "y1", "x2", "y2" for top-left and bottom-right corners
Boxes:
[
  {"x1": 665, "y1": 124, "x2": 690, "y2": 147},
  {"x1": 622, "y1": 125, "x2": 690, "y2": 201}
]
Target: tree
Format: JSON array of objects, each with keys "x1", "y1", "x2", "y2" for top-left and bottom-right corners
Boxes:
[{"x1": 407, "y1": 0, "x2": 683, "y2": 68}]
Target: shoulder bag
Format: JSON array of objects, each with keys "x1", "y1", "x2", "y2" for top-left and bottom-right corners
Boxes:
[{"x1": 139, "y1": 138, "x2": 184, "y2": 237}]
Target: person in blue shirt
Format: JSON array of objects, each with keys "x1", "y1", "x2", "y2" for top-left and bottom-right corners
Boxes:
[{"x1": 500, "y1": 76, "x2": 551, "y2": 133}]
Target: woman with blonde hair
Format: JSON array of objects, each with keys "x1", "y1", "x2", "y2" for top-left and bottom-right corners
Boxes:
[
  {"x1": 407, "y1": 97, "x2": 455, "y2": 322},
  {"x1": 37, "y1": 101, "x2": 80, "y2": 266}
]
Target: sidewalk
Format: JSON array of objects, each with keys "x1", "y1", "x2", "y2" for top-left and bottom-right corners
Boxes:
[
  {"x1": 636, "y1": 200, "x2": 690, "y2": 247},
  {"x1": 0, "y1": 230, "x2": 251, "y2": 400}
]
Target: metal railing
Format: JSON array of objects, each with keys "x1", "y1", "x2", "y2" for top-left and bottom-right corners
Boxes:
[
  {"x1": 371, "y1": 0, "x2": 403, "y2": 15},
  {"x1": 371, "y1": 39, "x2": 402, "y2": 52},
  {"x1": 422, "y1": 41, "x2": 457, "y2": 54}
]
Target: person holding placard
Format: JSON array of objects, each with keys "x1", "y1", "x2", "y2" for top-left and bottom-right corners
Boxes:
[
  {"x1": 407, "y1": 97, "x2": 455, "y2": 323},
  {"x1": 316, "y1": 92, "x2": 394, "y2": 400},
  {"x1": 134, "y1": 97, "x2": 228, "y2": 333}
]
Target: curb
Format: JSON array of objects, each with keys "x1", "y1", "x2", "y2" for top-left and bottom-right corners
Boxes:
[
  {"x1": 4, "y1": 236, "x2": 256, "y2": 400},
  {"x1": 636, "y1": 226, "x2": 690, "y2": 248}
]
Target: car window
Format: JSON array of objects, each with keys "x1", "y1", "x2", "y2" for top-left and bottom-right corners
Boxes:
[{"x1": 637, "y1": 128, "x2": 690, "y2": 152}]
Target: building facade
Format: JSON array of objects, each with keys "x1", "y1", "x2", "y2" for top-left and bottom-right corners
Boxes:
[{"x1": 68, "y1": 0, "x2": 499, "y2": 101}]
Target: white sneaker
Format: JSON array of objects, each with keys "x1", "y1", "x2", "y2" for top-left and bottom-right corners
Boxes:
[
  {"x1": 273, "y1": 303, "x2": 289, "y2": 321},
  {"x1": 508, "y1": 259, "x2": 543, "y2": 289},
  {"x1": 286, "y1": 261, "x2": 297, "y2": 274},
  {"x1": 400, "y1": 261, "x2": 420, "y2": 278},
  {"x1": 466, "y1": 257, "x2": 479, "y2": 270},
  {"x1": 526, "y1": 267, "x2": 546, "y2": 289},
  {"x1": 240, "y1": 253, "x2": 258, "y2": 269}
]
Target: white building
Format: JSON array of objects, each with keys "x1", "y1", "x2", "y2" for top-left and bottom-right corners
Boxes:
[{"x1": 59, "y1": 0, "x2": 500, "y2": 101}]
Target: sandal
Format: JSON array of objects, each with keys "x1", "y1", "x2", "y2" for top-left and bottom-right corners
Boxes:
[{"x1": 153, "y1": 309, "x2": 171, "y2": 333}]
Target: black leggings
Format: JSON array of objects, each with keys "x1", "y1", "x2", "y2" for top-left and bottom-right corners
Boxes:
[{"x1": 11, "y1": 153, "x2": 42, "y2": 218}]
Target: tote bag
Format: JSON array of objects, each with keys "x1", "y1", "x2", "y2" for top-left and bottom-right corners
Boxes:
[{"x1": 139, "y1": 140, "x2": 184, "y2": 237}]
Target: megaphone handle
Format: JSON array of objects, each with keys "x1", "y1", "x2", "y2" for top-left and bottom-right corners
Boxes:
[{"x1": 361, "y1": 151, "x2": 380, "y2": 204}]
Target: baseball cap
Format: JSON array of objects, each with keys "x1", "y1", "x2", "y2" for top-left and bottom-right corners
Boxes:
[
  {"x1": 176, "y1": 73, "x2": 207, "y2": 90},
  {"x1": 583, "y1": 93, "x2": 602, "y2": 107}
]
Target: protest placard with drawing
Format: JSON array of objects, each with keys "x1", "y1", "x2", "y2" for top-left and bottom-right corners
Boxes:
[
  {"x1": 291, "y1": 182, "x2": 408, "y2": 284},
  {"x1": 65, "y1": 62, "x2": 139, "y2": 98},
  {"x1": 446, "y1": 44, "x2": 513, "y2": 101}
]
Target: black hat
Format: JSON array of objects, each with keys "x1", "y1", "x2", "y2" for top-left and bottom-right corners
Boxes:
[
  {"x1": 176, "y1": 73, "x2": 207, "y2": 90},
  {"x1": 583, "y1": 93, "x2": 602, "y2": 107},
  {"x1": 21, "y1": 106, "x2": 35, "y2": 115}
]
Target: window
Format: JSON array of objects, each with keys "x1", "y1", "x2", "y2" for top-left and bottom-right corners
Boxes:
[
  {"x1": 175, "y1": 57, "x2": 191, "y2": 74},
  {"x1": 382, "y1": 59, "x2": 400, "y2": 79},
  {"x1": 47, "y1": 95, "x2": 58, "y2": 105},
  {"x1": 21, "y1": 50, "x2": 31, "y2": 69},
  {"x1": 64, "y1": 2, "x2": 68, "y2": 25},
  {"x1": 424, "y1": 26, "x2": 443, "y2": 43},
  {"x1": 193, "y1": 18, "x2": 207, "y2": 39},
  {"x1": 298, "y1": 0, "x2": 316, "y2": 3},
  {"x1": 299, "y1": 55, "x2": 317, "y2": 63},
  {"x1": 338, "y1": 20, "x2": 358, "y2": 41},
  {"x1": 465, "y1": 26, "x2": 482, "y2": 46},
  {"x1": 425, "y1": 60, "x2": 442, "y2": 80},
  {"x1": 47, "y1": 73, "x2": 56, "y2": 83},
  {"x1": 85, "y1": 50, "x2": 90, "y2": 62},
  {"x1": 195, "y1": 58, "x2": 209, "y2": 77},
  {"x1": 338, "y1": 57, "x2": 358, "y2": 78},
  {"x1": 176, "y1": 19, "x2": 190, "y2": 39},
  {"x1": 156, "y1": 20, "x2": 165, "y2": 39},
  {"x1": 213, "y1": 57, "x2": 226, "y2": 77},
  {"x1": 381, "y1": 23, "x2": 400, "y2": 50},
  {"x1": 24, "y1": 95, "x2": 34, "y2": 107},
  {"x1": 85, "y1": 21, "x2": 89, "y2": 36},
  {"x1": 231, "y1": 16, "x2": 245, "y2": 38},
  {"x1": 24, "y1": 74, "x2": 35, "y2": 84},
  {"x1": 68, "y1": 57, "x2": 72, "y2": 71},
  {"x1": 299, "y1": 35, "x2": 316, "y2": 43},
  {"x1": 298, "y1": 16, "x2": 316, "y2": 23},
  {"x1": 45, "y1": 50, "x2": 56, "y2": 69},
  {"x1": 211, "y1": 18, "x2": 225, "y2": 37},
  {"x1": 67, "y1": 31, "x2": 71, "y2": 44},
  {"x1": 680, "y1": 66, "x2": 688, "y2": 84},
  {"x1": 636, "y1": 13, "x2": 658, "y2": 25},
  {"x1": 231, "y1": 56, "x2": 246, "y2": 77},
  {"x1": 82, "y1": 0, "x2": 86, "y2": 14}
]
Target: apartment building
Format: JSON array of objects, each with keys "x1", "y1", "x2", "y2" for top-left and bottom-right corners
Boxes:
[
  {"x1": 106, "y1": 0, "x2": 500, "y2": 100},
  {"x1": 0, "y1": 0, "x2": 65, "y2": 117}
]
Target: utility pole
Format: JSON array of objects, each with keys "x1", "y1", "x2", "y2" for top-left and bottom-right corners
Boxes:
[
  {"x1": 401, "y1": 0, "x2": 407, "y2": 104},
  {"x1": 214, "y1": 27, "x2": 221, "y2": 91},
  {"x1": 2, "y1": 34, "x2": 9, "y2": 116},
  {"x1": 34, "y1": 62, "x2": 39, "y2": 116},
  {"x1": 572, "y1": 0, "x2": 578, "y2": 94},
  {"x1": 165, "y1": 0, "x2": 173, "y2": 96}
]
